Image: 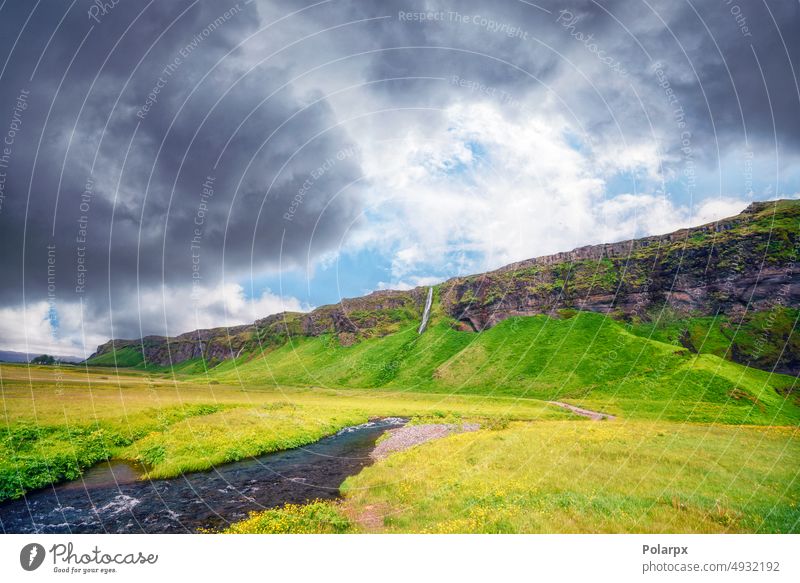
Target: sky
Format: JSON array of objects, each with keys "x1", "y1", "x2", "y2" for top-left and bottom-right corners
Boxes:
[{"x1": 0, "y1": 0, "x2": 798, "y2": 357}]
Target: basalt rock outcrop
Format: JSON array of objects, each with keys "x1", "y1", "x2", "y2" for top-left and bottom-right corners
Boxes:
[{"x1": 440, "y1": 200, "x2": 799, "y2": 331}]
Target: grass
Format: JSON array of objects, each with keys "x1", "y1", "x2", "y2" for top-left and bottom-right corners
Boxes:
[
  {"x1": 338, "y1": 420, "x2": 800, "y2": 533},
  {"x1": 629, "y1": 306, "x2": 799, "y2": 375},
  {"x1": 122, "y1": 406, "x2": 368, "y2": 479},
  {"x1": 221, "y1": 500, "x2": 352, "y2": 534},
  {"x1": 83, "y1": 346, "x2": 145, "y2": 367},
  {"x1": 0, "y1": 362, "x2": 567, "y2": 501},
  {"x1": 0, "y1": 402, "x2": 222, "y2": 500}
]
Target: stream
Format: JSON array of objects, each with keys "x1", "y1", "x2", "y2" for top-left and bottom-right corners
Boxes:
[{"x1": 0, "y1": 418, "x2": 405, "y2": 534}]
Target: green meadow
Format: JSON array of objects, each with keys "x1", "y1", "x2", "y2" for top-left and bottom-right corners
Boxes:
[
  {"x1": 339, "y1": 421, "x2": 799, "y2": 533},
  {"x1": 0, "y1": 362, "x2": 566, "y2": 498}
]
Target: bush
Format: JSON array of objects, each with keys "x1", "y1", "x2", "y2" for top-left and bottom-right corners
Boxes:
[{"x1": 138, "y1": 444, "x2": 166, "y2": 466}]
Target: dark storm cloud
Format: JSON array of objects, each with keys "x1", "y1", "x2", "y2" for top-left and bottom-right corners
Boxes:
[
  {"x1": 0, "y1": 0, "x2": 365, "y2": 338},
  {"x1": 274, "y1": 0, "x2": 799, "y2": 162},
  {"x1": 613, "y1": 0, "x2": 800, "y2": 156},
  {"x1": 0, "y1": 0, "x2": 798, "y2": 344}
]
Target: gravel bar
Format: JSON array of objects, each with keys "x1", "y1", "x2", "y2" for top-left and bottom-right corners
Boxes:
[{"x1": 370, "y1": 423, "x2": 480, "y2": 460}]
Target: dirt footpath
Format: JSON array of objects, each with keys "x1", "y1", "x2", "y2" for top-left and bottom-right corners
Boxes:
[{"x1": 547, "y1": 401, "x2": 616, "y2": 420}]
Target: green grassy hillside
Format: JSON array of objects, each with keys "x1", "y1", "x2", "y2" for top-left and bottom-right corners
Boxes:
[
  {"x1": 84, "y1": 345, "x2": 146, "y2": 367},
  {"x1": 212, "y1": 311, "x2": 800, "y2": 426},
  {"x1": 629, "y1": 306, "x2": 799, "y2": 375}
]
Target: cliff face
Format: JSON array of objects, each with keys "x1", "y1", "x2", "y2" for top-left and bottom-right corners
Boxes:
[
  {"x1": 90, "y1": 325, "x2": 254, "y2": 368},
  {"x1": 440, "y1": 200, "x2": 799, "y2": 331},
  {"x1": 88, "y1": 289, "x2": 427, "y2": 367},
  {"x1": 88, "y1": 200, "x2": 799, "y2": 370}
]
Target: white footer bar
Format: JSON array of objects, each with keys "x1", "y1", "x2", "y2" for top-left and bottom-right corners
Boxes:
[{"x1": 1, "y1": 534, "x2": 797, "y2": 582}]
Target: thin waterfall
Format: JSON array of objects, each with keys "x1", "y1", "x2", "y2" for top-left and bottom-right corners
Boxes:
[{"x1": 418, "y1": 287, "x2": 434, "y2": 334}]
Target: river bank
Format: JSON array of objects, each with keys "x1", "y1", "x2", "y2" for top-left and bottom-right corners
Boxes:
[{"x1": 0, "y1": 418, "x2": 404, "y2": 533}]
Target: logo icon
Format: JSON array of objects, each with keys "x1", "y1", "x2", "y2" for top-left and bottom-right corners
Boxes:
[{"x1": 20, "y1": 543, "x2": 46, "y2": 571}]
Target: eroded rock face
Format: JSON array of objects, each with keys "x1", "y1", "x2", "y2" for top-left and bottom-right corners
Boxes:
[
  {"x1": 91, "y1": 325, "x2": 254, "y2": 367},
  {"x1": 300, "y1": 289, "x2": 427, "y2": 336},
  {"x1": 88, "y1": 290, "x2": 428, "y2": 367},
  {"x1": 88, "y1": 200, "x2": 799, "y2": 370},
  {"x1": 439, "y1": 200, "x2": 799, "y2": 331}
]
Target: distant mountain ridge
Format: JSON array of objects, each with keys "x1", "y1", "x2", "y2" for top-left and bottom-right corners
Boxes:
[
  {"x1": 0, "y1": 350, "x2": 82, "y2": 364},
  {"x1": 87, "y1": 199, "x2": 799, "y2": 374}
]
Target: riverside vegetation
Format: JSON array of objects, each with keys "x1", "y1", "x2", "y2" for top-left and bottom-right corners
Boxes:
[{"x1": 2, "y1": 200, "x2": 798, "y2": 532}]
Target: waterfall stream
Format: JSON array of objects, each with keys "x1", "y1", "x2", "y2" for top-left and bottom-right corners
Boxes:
[{"x1": 417, "y1": 286, "x2": 433, "y2": 334}]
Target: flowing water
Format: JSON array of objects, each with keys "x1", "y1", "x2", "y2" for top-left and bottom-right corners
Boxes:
[
  {"x1": 418, "y1": 286, "x2": 433, "y2": 334},
  {"x1": 0, "y1": 418, "x2": 405, "y2": 534}
]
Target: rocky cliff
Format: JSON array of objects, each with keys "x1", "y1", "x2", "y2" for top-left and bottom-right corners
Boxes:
[
  {"x1": 88, "y1": 288, "x2": 427, "y2": 367},
  {"x1": 88, "y1": 199, "x2": 799, "y2": 371},
  {"x1": 440, "y1": 200, "x2": 799, "y2": 330}
]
